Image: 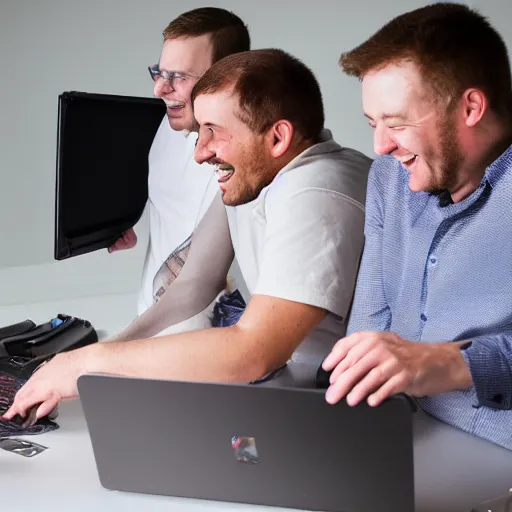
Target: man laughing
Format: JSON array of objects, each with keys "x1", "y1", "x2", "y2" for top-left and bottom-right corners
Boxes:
[{"x1": 5, "y1": 49, "x2": 371, "y2": 421}]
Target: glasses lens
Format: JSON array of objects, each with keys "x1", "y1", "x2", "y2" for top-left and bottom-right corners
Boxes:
[{"x1": 148, "y1": 65, "x2": 159, "y2": 82}]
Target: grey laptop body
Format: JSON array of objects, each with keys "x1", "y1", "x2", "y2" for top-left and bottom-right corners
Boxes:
[{"x1": 78, "y1": 374, "x2": 415, "y2": 512}]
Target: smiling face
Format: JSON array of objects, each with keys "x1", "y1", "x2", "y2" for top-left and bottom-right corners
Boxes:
[
  {"x1": 362, "y1": 61, "x2": 464, "y2": 194},
  {"x1": 153, "y1": 35, "x2": 214, "y2": 132},
  {"x1": 193, "y1": 89, "x2": 279, "y2": 206}
]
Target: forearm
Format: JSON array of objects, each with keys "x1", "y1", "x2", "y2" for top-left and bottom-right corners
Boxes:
[
  {"x1": 83, "y1": 325, "x2": 282, "y2": 383},
  {"x1": 461, "y1": 334, "x2": 512, "y2": 409},
  {"x1": 82, "y1": 295, "x2": 326, "y2": 384},
  {"x1": 111, "y1": 277, "x2": 224, "y2": 342},
  {"x1": 113, "y1": 193, "x2": 234, "y2": 342}
]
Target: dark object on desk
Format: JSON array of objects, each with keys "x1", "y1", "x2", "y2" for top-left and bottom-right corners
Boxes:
[
  {"x1": 0, "y1": 369, "x2": 58, "y2": 436},
  {"x1": 0, "y1": 437, "x2": 48, "y2": 457},
  {"x1": 472, "y1": 491, "x2": 512, "y2": 511},
  {"x1": 54, "y1": 91, "x2": 165, "y2": 260},
  {"x1": 78, "y1": 375, "x2": 416, "y2": 512},
  {"x1": 0, "y1": 314, "x2": 98, "y2": 436},
  {"x1": 315, "y1": 364, "x2": 332, "y2": 389},
  {"x1": 0, "y1": 319, "x2": 37, "y2": 340},
  {"x1": 0, "y1": 314, "x2": 98, "y2": 373}
]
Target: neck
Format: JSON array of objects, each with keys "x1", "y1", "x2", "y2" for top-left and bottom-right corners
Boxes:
[
  {"x1": 283, "y1": 137, "x2": 317, "y2": 165},
  {"x1": 481, "y1": 129, "x2": 512, "y2": 169},
  {"x1": 188, "y1": 120, "x2": 199, "y2": 133},
  {"x1": 451, "y1": 127, "x2": 512, "y2": 203}
]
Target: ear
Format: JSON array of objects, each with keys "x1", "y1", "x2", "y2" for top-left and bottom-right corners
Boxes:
[
  {"x1": 462, "y1": 89, "x2": 487, "y2": 128},
  {"x1": 267, "y1": 120, "x2": 294, "y2": 158}
]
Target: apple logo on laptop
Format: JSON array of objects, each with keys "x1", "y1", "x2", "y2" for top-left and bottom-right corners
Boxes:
[{"x1": 231, "y1": 436, "x2": 259, "y2": 464}]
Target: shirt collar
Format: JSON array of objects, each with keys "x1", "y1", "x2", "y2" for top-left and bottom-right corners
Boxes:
[
  {"x1": 246, "y1": 128, "x2": 339, "y2": 215},
  {"x1": 434, "y1": 145, "x2": 512, "y2": 217},
  {"x1": 261, "y1": 128, "x2": 338, "y2": 185},
  {"x1": 483, "y1": 143, "x2": 512, "y2": 188}
]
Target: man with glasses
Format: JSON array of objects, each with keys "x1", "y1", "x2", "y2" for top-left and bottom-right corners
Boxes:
[{"x1": 108, "y1": 7, "x2": 250, "y2": 340}]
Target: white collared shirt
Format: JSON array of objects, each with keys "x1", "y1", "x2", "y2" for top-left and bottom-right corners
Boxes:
[
  {"x1": 226, "y1": 129, "x2": 372, "y2": 364},
  {"x1": 138, "y1": 117, "x2": 218, "y2": 315}
]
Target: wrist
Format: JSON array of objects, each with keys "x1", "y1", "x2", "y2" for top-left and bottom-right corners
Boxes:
[
  {"x1": 81, "y1": 342, "x2": 107, "y2": 375},
  {"x1": 445, "y1": 342, "x2": 473, "y2": 390}
]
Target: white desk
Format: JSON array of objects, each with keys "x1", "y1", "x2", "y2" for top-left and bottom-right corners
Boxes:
[
  {"x1": 3, "y1": 393, "x2": 512, "y2": 512},
  {"x1": 1, "y1": 296, "x2": 512, "y2": 511}
]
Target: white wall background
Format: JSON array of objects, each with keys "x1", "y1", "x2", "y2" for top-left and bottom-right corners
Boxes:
[{"x1": 0, "y1": 0, "x2": 510, "y2": 306}]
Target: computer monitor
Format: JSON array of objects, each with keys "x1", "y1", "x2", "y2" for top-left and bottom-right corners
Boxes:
[{"x1": 54, "y1": 91, "x2": 165, "y2": 260}]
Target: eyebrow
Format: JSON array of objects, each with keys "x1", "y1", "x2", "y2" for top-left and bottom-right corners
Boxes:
[
  {"x1": 158, "y1": 65, "x2": 195, "y2": 76},
  {"x1": 364, "y1": 113, "x2": 407, "y2": 122}
]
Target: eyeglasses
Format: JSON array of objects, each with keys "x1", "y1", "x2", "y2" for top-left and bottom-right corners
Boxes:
[{"x1": 148, "y1": 64, "x2": 198, "y2": 89}]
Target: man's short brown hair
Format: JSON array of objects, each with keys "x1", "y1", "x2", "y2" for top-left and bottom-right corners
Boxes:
[
  {"x1": 339, "y1": 2, "x2": 512, "y2": 121},
  {"x1": 163, "y1": 7, "x2": 250, "y2": 64},
  {"x1": 191, "y1": 49, "x2": 325, "y2": 143}
]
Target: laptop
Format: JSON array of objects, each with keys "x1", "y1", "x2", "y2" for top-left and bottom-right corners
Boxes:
[
  {"x1": 78, "y1": 374, "x2": 415, "y2": 512},
  {"x1": 54, "y1": 91, "x2": 165, "y2": 260}
]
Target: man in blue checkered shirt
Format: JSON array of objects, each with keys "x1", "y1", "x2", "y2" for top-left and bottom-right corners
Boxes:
[{"x1": 322, "y1": 3, "x2": 512, "y2": 449}]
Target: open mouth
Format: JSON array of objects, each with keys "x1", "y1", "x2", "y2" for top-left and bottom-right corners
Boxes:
[
  {"x1": 215, "y1": 164, "x2": 235, "y2": 183},
  {"x1": 398, "y1": 155, "x2": 417, "y2": 168},
  {"x1": 165, "y1": 101, "x2": 186, "y2": 111}
]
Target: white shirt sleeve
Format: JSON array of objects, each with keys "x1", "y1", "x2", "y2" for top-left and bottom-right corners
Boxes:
[{"x1": 254, "y1": 187, "x2": 365, "y2": 321}]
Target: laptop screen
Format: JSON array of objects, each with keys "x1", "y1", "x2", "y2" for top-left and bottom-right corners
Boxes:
[{"x1": 54, "y1": 91, "x2": 165, "y2": 260}]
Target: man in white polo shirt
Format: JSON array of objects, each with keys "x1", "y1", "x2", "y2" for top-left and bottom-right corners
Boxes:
[
  {"x1": 109, "y1": 7, "x2": 250, "y2": 339},
  {"x1": 5, "y1": 49, "x2": 372, "y2": 421}
]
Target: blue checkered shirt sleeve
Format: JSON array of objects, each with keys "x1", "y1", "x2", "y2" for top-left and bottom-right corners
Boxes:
[{"x1": 347, "y1": 159, "x2": 391, "y2": 334}]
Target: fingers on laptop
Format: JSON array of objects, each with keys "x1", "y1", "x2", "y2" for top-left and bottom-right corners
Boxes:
[{"x1": 323, "y1": 332, "x2": 410, "y2": 407}]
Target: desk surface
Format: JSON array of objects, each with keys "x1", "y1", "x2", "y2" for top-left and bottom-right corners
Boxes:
[
  {"x1": 2, "y1": 396, "x2": 512, "y2": 512},
  {"x1": 1, "y1": 296, "x2": 512, "y2": 512}
]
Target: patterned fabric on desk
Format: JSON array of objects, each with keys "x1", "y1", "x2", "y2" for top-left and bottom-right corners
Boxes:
[
  {"x1": 212, "y1": 289, "x2": 247, "y2": 327},
  {"x1": 0, "y1": 358, "x2": 58, "y2": 437}
]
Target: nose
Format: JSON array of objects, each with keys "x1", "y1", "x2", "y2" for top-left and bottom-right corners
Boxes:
[
  {"x1": 194, "y1": 133, "x2": 215, "y2": 164},
  {"x1": 153, "y1": 78, "x2": 173, "y2": 98},
  {"x1": 373, "y1": 125, "x2": 398, "y2": 156}
]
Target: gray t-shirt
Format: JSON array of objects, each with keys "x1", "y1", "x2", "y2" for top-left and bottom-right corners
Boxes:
[{"x1": 226, "y1": 129, "x2": 372, "y2": 366}]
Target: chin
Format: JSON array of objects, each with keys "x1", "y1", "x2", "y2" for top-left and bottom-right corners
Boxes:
[
  {"x1": 221, "y1": 180, "x2": 261, "y2": 207},
  {"x1": 221, "y1": 194, "x2": 240, "y2": 207},
  {"x1": 167, "y1": 115, "x2": 193, "y2": 133},
  {"x1": 408, "y1": 174, "x2": 430, "y2": 193},
  {"x1": 222, "y1": 188, "x2": 253, "y2": 207},
  {"x1": 408, "y1": 181, "x2": 423, "y2": 193}
]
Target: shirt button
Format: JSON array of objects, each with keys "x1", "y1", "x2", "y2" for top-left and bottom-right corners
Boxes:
[
  {"x1": 420, "y1": 314, "x2": 427, "y2": 322},
  {"x1": 430, "y1": 257, "x2": 437, "y2": 264}
]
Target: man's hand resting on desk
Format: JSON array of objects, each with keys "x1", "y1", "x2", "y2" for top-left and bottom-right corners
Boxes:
[
  {"x1": 322, "y1": 331, "x2": 473, "y2": 407},
  {"x1": 108, "y1": 227, "x2": 137, "y2": 253},
  {"x1": 2, "y1": 348, "x2": 93, "y2": 422},
  {"x1": 3, "y1": 296, "x2": 326, "y2": 422}
]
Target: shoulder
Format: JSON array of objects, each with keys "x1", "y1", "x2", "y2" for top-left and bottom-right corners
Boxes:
[
  {"x1": 369, "y1": 155, "x2": 400, "y2": 180},
  {"x1": 365, "y1": 155, "x2": 405, "y2": 199},
  {"x1": 268, "y1": 139, "x2": 373, "y2": 210}
]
